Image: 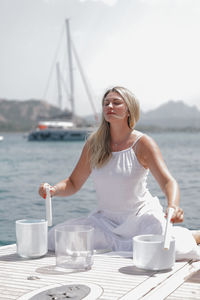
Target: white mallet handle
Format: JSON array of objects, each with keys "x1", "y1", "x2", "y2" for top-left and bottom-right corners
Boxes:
[
  {"x1": 164, "y1": 207, "x2": 174, "y2": 250},
  {"x1": 44, "y1": 184, "x2": 52, "y2": 227}
]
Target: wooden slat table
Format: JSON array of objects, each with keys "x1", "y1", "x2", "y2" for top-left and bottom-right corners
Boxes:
[{"x1": 0, "y1": 244, "x2": 199, "y2": 300}]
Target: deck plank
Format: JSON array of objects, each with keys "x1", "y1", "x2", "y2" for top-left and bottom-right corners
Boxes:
[
  {"x1": 166, "y1": 265, "x2": 200, "y2": 299},
  {"x1": 0, "y1": 244, "x2": 199, "y2": 300}
]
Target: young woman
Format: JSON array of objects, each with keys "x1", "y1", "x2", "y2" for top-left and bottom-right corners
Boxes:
[{"x1": 39, "y1": 86, "x2": 200, "y2": 259}]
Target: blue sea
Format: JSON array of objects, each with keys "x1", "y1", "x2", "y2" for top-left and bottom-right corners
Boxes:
[{"x1": 0, "y1": 132, "x2": 199, "y2": 246}]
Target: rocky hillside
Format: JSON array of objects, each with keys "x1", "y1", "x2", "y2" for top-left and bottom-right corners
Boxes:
[
  {"x1": 0, "y1": 99, "x2": 90, "y2": 132},
  {"x1": 0, "y1": 99, "x2": 68, "y2": 131},
  {"x1": 0, "y1": 98, "x2": 200, "y2": 132},
  {"x1": 85, "y1": 100, "x2": 200, "y2": 131},
  {"x1": 137, "y1": 100, "x2": 200, "y2": 130}
]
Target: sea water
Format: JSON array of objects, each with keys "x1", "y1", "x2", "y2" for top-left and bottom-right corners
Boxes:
[{"x1": 0, "y1": 131, "x2": 200, "y2": 246}]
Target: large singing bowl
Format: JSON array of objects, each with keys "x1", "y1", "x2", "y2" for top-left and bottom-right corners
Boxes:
[{"x1": 133, "y1": 234, "x2": 175, "y2": 271}]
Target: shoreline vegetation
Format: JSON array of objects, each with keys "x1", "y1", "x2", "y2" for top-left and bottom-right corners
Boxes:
[{"x1": 0, "y1": 98, "x2": 200, "y2": 133}]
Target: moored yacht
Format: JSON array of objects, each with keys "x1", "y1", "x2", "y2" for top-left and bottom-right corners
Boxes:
[
  {"x1": 28, "y1": 121, "x2": 92, "y2": 141},
  {"x1": 28, "y1": 19, "x2": 98, "y2": 142}
]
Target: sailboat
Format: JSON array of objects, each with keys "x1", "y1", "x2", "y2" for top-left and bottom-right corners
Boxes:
[{"x1": 28, "y1": 19, "x2": 98, "y2": 141}]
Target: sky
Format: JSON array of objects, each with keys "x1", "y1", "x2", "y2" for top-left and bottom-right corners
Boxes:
[{"x1": 0, "y1": 0, "x2": 200, "y2": 116}]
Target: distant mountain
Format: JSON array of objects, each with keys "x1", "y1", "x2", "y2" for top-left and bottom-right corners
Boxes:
[
  {"x1": 137, "y1": 100, "x2": 200, "y2": 130},
  {"x1": 0, "y1": 98, "x2": 200, "y2": 132},
  {"x1": 85, "y1": 100, "x2": 200, "y2": 131},
  {"x1": 0, "y1": 99, "x2": 86, "y2": 132}
]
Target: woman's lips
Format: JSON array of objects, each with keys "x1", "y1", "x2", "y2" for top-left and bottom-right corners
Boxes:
[{"x1": 106, "y1": 111, "x2": 115, "y2": 115}]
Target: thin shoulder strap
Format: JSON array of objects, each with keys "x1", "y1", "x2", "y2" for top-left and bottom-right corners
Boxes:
[{"x1": 132, "y1": 133, "x2": 144, "y2": 148}]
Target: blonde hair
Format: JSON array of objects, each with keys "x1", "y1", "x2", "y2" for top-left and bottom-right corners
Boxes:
[{"x1": 88, "y1": 86, "x2": 140, "y2": 168}]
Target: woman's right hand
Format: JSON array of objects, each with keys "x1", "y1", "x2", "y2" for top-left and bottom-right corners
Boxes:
[
  {"x1": 165, "y1": 205, "x2": 184, "y2": 223},
  {"x1": 38, "y1": 183, "x2": 57, "y2": 199}
]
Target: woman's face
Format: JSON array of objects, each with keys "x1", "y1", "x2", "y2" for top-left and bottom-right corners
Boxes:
[{"x1": 103, "y1": 91, "x2": 129, "y2": 123}]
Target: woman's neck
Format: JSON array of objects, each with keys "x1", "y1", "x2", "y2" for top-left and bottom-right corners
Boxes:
[{"x1": 110, "y1": 123, "x2": 133, "y2": 146}]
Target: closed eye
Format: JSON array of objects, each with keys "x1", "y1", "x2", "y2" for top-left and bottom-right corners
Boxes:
[
  {"x1": 103, "y1": 100, "x2": 123, "y2": 106},
  {"x1": 113, "y1": 101, "x2": 123, "y2": 105}
]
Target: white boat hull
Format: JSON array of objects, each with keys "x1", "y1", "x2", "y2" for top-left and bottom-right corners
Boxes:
[{"x1": 28, "y1": 128, "x2": 92, "y2": 141}]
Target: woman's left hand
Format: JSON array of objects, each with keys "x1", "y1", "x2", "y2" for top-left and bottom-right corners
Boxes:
[{"x1": 165, "y1": 205, "x2": 184, "y2": 223}]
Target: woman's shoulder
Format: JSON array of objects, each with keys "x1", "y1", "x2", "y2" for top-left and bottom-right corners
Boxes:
[
  {"x1": 133, "y1": 131, "x2": 160, "y2": 159},
  {"x1": 133, "y1": 132, "x2": 161, "y2": 168},
  {"x1": 133, "y1": 130, "x2": 156, "y2": 145},
  {"x1": 132, "y1": 130, "x2": 153, "y2": 147}
]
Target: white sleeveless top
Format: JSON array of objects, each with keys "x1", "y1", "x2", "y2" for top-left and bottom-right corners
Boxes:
[
  {"x1": 49, "y1": 132, "x2": 200, "y2": 259},
  {"x1": 91, "y1": 134, "x2": 154, "y2": 215}
]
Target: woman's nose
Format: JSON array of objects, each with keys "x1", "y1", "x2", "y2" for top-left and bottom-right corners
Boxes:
[{"x1": 108, "y1": 102, "x2": 113, "y2": 108}]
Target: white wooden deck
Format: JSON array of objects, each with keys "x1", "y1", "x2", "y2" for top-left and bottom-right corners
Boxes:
[{"x1": 0, "y1": 244, "x2": 200, "y2": 300}]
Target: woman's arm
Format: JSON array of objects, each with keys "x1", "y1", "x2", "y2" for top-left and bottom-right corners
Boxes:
[
  {"x1": 39, "y1": 141, "x2": 91, "y2": 198},
  {"x1": 135, "y1": 135, "x2": 183, "y2": 223}
]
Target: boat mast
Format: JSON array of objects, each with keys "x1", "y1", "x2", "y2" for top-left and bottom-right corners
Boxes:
[
  {"x1": 72, "y1": 42, "x2": 99, "y2": 124},
  {"x1": 56, "y1": 62, "x2": 62, "y2": 109},
  {"x1": 65, "y1": 19, "x2": 75, "y2": 122}
]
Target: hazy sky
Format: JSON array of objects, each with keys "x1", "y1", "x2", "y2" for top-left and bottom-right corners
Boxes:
[{"x1": 1, "y1": 0, "x2": 200, "y2": 116}]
